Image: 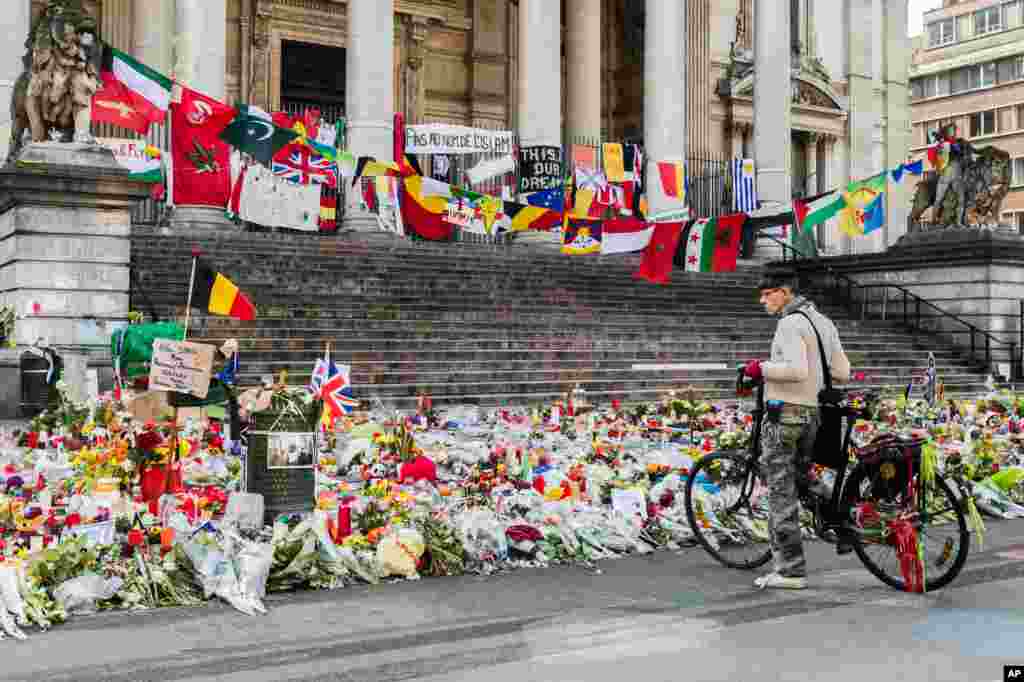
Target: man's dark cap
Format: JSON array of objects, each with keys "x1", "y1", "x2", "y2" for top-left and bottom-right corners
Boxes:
[{"x1": 756, "y1": 270, "x2": 799, "y2": 291}]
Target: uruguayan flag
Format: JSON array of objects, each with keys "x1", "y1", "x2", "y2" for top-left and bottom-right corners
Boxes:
[{"x1": 732, "y1": 158, "x2": 758, "y2": 212}]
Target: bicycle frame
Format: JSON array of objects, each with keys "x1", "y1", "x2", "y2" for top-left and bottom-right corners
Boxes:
[{"x1": 736, "y1": 369, "x2": 858, "y2": 529}]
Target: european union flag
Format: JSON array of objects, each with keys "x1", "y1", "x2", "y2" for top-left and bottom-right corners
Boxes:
[{"x1": 526, "y1": 188, "x2": 564, "y2": 213}]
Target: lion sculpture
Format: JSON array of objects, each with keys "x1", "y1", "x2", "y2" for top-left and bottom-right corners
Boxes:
[{"x1": 8, "y1": 0, "x2": 102, "y2": 160}]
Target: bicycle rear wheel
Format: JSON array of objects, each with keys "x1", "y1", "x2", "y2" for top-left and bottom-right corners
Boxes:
[
  {"x1": 684, "y1": 451, "x2": 773, "y2": 570},
  {"x1": 843, "y1": 462, "x2": 969, "y2": 592}
]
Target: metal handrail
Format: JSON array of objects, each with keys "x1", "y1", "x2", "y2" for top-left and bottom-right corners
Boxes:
[{"x1": 764, "y1": 233, "x2": 1020, "y2": 381}]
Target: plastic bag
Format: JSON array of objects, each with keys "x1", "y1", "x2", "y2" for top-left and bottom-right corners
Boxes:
[
  {"x1": 0, "y1": 565, "x2": 26, "y2": 623},
  {"x1": 228, "y1": 533, "x2": 273, "y2": 603},
  {"x1": 53, "y1": 574, "x2": 123, "y2": 615},
  {"x1": 377, "y1": 527, "x2": 426, "y2": 578},
  {"x1": 974, "y1": 480, "x2": 1024, "y2": 519},
  {"x1": 456, "y1": 509, "x2": 508, "y2": 562}
]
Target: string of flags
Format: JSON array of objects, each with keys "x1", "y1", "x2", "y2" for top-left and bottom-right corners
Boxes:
[{"x1": 88, "y1": 39, "x2": 944, "y2": 285}]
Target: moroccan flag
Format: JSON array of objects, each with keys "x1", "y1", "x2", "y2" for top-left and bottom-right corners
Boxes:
[
  {"x1": 793, "y1": 191, "x2": 845, "y2": 235},
  {"x1": 92, "y1": 44, "x2": 172, "y2": 135},
  {"x1": 401, "y1": 175, "x2": 453, "y2": 240},
  {"x1": 682, "y1": 214, "x2": 745, "y2": 273},
  {"x1": 190, "y1": 259, "x2": 256, "y2": 321},
  {"x1": 657, "y1": 161, "x2": 686, "y2": 201},
  {"x1": 218, "y1": 106, "x2": 296, "y2": 166},
  {"x1": 171, "y1": 86, "x2": 237, "y2": 207},
  {"x1": 633, "y1": 221, "x2": 685, "y2": 284},
  {"x1": 504, "y1": 202, "x2": 561, "y2": 232}
]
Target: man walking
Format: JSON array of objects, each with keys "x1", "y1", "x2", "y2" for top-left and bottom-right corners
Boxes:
[{"x1": 743, "y1": 271, "x2": 851, "y2": 589}]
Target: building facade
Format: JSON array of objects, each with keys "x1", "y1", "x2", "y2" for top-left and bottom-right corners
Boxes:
[
  {"x1": 0, "y1": 0, "x2": 911, "y2": 253},
  {"x1": 910, "y1": 0, "x2": 1024, "y2": 231}
]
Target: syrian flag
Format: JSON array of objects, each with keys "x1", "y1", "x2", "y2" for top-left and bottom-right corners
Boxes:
[
  {"x1": 601, "y1": 216, "x2": 654, "y2": 255},
  {"x1": 682, "y1": 213, "x2": 746, "y2": 273},
  {"x1": 92, "y1": 44, "x2": 172, "y2": 135}
]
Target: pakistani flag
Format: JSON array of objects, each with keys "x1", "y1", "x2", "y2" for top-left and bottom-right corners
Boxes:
[{"x1": 219, "y1": 105, "x2": 297, "y2": 166}]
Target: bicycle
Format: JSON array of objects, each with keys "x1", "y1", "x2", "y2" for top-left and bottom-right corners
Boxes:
[{"x1": 683, "y1": 367, "x2": 970, "y2": 592}]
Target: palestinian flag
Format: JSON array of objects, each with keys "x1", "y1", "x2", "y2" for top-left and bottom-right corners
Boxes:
[
  {"x1": 682, "y1": 214, "x2": 746, "y2": 273},
  {"x1": 793, "y1": 191, "x2": 845, "y2": 234},
  {"x1": 92, "y1": 44, "x2": 172, "y2": 135},
  {"x1": 190, "y1": 259, "x2": 256, "y2": 321}
]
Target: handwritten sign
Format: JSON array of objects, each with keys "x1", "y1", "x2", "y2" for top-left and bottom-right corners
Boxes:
[
  {"x1": 444, "y1": 203, "x2": 477, "y2": 226},
  {"x1": 148, "y1": 339, "x2": 215, "y2": 398}
]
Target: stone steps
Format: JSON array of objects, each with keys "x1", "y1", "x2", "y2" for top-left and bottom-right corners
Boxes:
[{"x1": 129, "y1": 230, "x2": 995, "y2": 405}]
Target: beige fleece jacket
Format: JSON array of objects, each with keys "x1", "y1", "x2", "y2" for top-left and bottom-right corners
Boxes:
[{"x1": 762, "y1": 298, "x2": 851, "y2": 407}]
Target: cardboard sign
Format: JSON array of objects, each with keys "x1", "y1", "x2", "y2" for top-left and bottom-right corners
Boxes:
[
  {"x1": 518, "y1": 146, "x2": 562, "y2": 193},
  {"x1": 148, "y1": 339, "x2": 215, "y2": 399}
]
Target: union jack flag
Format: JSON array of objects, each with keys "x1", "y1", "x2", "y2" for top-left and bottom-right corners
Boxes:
[
  {"x1": 322, "y1": 364, "x2": 359, "y2": 418},
  {"x1": 310, "y1": 357, "x2": 335, "y2": 397},
  {"x1": 272, "y1": 144, "x2": 337, "y2": 188}
]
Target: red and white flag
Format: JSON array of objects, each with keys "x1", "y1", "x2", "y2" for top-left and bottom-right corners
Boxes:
[{"x1": 600, "y1": 216, "x2": 654, "y2": 255}]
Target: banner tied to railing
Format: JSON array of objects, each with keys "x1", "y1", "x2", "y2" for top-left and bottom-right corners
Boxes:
[{"x1": 404, "y1": 124, "x2": 515, "y2": 155}]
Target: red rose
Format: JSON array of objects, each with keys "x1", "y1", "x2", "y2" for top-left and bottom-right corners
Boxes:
[
  {"x1": 209, "y1": 435, "x2": 224, "y2": 449},
  {"x1": 136, "y1": 431, "x2": 163, "y2": 452},
  {"x1": 26, "y1": 432, "x2": 39, "y2": 450}
]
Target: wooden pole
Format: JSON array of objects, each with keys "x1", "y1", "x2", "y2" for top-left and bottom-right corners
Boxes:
[{"x1": 183, "y1": 250, "x2": 199, "y2": 338}]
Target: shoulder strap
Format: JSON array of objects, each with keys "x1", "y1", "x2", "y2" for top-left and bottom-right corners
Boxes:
[{"x1": 789, "y1": 310, "x2": 832, "y2": 392}]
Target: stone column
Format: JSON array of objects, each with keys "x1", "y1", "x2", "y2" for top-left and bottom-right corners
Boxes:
[
  {"x1": 565, "y1": 0, "x2": 601, "y2": 141},
  {"x1": 846, "y1": 0, "x2": 879, "y2": 254},
  {"x1": 818, "y1": 133, "x2": 837, "y2": 253},
  {"x1": 0, "y1": 0, "x2": 31, "y2": 164},
  {"x1": 884, "y1": 1, "x2": 911, "y2": 247},
  {"x1": 133, "y1": 0, "x2": 176, "y2": 74},
  {"x1": 175, "y1": 0, "x2": 227, "y2": 100},
  {"x1": 644, "y1": 0, "x2": 687, "y2": 218},
  {"x1": 754, "y1": 0, "x2": 792, "y2": 212},
  {"x1": 343, "y1": 0, "x2": 395, "y2": 232},
  {"x1": 803, "y1": 132, "x2": 819, "y2": 196},
  {"x1": 517, "y1": 0, "x2": 561, "y2": 148}
]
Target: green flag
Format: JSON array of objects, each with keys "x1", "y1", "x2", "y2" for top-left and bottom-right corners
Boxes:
[{"x1": 219, "y1": 105, "x2": 297, "y2": 165}]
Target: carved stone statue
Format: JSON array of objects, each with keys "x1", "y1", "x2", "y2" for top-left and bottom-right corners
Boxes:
[
  {"x1": 8, "y1": 0, "x2": 101, "y2": 160},
  {"x1": 911, "y1": 136, "x2": 1011, "y2": 228}
]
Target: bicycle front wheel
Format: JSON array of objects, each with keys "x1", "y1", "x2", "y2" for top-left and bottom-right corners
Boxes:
[
  {"x1": 684, "y1": 451, "x2": 773, "y2": 570},
  {"x1": 843, "y1": 463, "x2": 970, "y2": 592}
]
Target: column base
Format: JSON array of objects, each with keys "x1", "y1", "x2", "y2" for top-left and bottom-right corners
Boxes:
[{"x1": 170, "y1": 205, "x2": 236, "y2": 232}]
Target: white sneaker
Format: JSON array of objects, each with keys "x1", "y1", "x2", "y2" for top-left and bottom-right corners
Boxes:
[{"x1": 754, "y1": 572, "x2": 808, "y2": 590}]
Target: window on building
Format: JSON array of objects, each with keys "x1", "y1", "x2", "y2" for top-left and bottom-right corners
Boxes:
[
  {"x1": 1012, "y1": 157, "x2": 1024, "y2": 185},
  {"x1": 928, "y1": 18, "x2": 956, "y2": 46},
  {"x1": 951, "y1": 66, "x2": 970, "y2": 93},
  {"x1": 958, "y1": 12, "x2": 975, "y2": 40},
  {"x1": 970, "y1": 110, "x2": 996, "y2": 137},
  {"x1": 975, "y1": 6, "x2": 1003, "y2": 34},
  {"x1": 1018, "y1": 104, "x2": 1024, "y2": 129},
  {"x1": 998, "y1": 55, "x2": 1023, "y2": 83},
  {"x1": 1006, "y1": 1, "x2": 1022, "y2": 28}
]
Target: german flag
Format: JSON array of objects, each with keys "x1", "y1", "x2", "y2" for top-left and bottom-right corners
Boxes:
[{"x1": 190, "y1": 260, "x2": 256, "y2": 321}]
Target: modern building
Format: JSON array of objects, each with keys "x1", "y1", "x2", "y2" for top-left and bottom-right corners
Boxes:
[
  {"x1": 910, "y1": 0, "x2": 1024, "y2": 231},
  {"x1": 1, "y1": 0, "x2": 911, "y2": 253}
]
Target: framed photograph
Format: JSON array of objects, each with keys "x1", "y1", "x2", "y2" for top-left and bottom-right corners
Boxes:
[{"x1": 266, "y1": 432, "x2": 317, "y2": 470}]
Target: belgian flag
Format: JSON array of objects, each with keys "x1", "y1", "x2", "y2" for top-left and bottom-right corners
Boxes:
[{"x1": 190, "y1": 259, "x2": 256, "y2": 321}]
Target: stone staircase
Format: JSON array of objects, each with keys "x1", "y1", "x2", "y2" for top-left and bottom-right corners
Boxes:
[{"x1": 129, "y1": 228, "x2": 993, "y2": 407}]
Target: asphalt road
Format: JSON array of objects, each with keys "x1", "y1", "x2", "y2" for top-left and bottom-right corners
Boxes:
[{"x1": 5, "y1": 520, "x2": 1024, "y2": 682}]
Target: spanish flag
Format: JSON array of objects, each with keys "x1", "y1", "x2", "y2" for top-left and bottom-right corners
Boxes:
[{"x1": 190, "y1": 259, "x2": 256, "y2": 321}]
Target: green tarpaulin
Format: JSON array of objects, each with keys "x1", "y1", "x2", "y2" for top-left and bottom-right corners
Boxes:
[{"x1": 111, "y1": 322, "x2": 185, "y2": 378}]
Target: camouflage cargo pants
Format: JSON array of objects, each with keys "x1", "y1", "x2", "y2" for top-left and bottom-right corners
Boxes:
[{"x1": 761, "y1": 405, "x2": 820, "y2": 578}]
